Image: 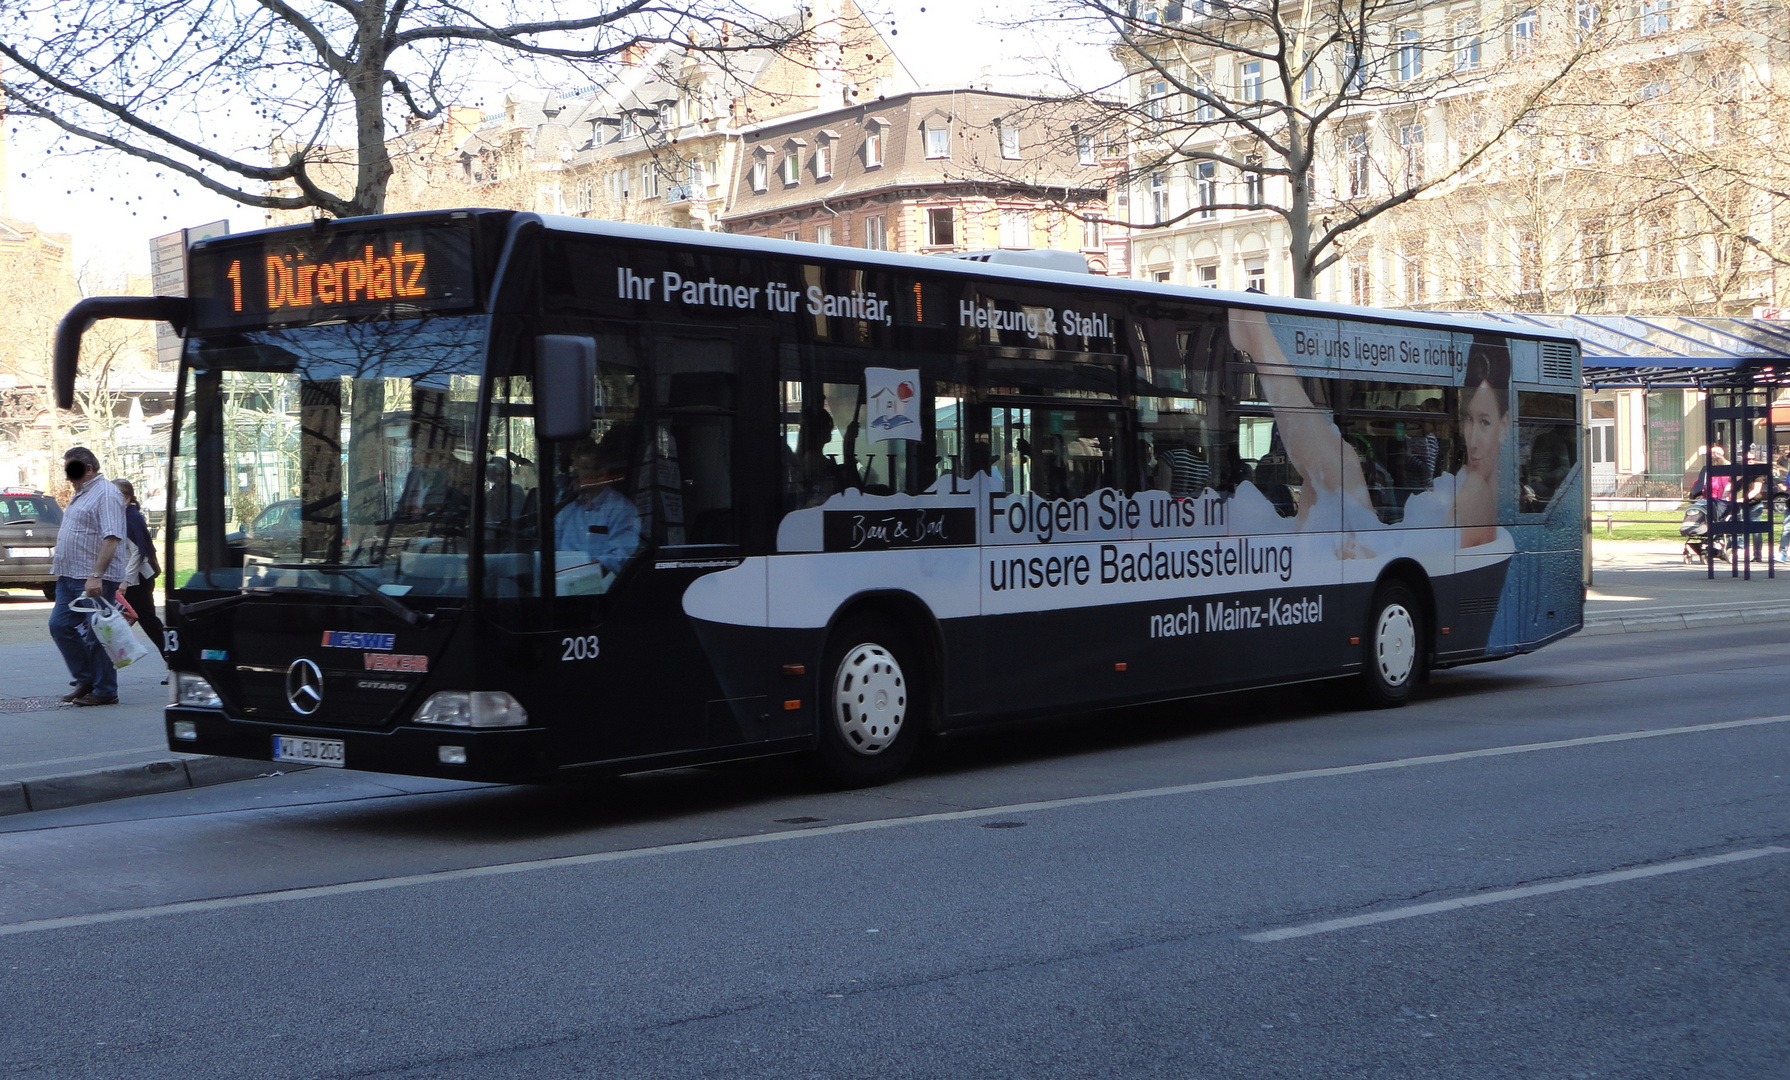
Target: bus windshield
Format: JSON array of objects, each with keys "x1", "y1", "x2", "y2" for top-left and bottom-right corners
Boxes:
[{"x1": 176, "y1": 316, "x2": 488, "y2": 598}]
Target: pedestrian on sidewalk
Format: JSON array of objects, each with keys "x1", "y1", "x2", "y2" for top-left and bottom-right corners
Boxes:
[
  {"x1": 48, "y1": 447, "x2": 129, "y2": 707},
  {"x1": 113, "y1": 479, "x2": 166, "y2": 661}
]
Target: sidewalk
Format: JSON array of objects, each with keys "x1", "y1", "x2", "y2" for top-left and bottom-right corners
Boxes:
[
  {"x1": 1585, "y1": 539, "x2": 1790, "y2": 635},
  {"x1": 5, "y1": 542, "x2": 1790, "y2": 817},
  {"x1": 0, "y1": 592, "x2": 283, "y2": 816}
]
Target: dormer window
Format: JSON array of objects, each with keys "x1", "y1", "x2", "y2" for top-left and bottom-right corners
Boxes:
[
  {"x1": 923, "y1": 118, "x2": 950, "y2": 159},
  {"x1": 619, "y1": 112, "x2": 638, "y2": 139},
  {"x1": 751, "y1": 152, "x2": 769, "y2": 193},
  {"x1": 864, "y1": 119, "x2": 887, "y2": 166},
  {"x1": 815, "y1": 130, "x2": 839, "y2": 178},
  {"x1": 1000, "y1": 121, "x2": 1022, "y2": 159},
  {"x1": 780, "y1": 139, "x2": 807, "y2": 185}
]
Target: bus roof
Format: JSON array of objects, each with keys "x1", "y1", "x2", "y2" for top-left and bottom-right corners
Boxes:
[{"x1": 539, "y1": 213, "x2": 1581, "y2": 347}]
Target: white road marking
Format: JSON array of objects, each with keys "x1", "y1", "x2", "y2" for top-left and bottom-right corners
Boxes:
[
  {"x1": 1, "y1": 714, "x2": 1785, "y2": 939},
  {"x1": 1244, "y1": 847, "x2": 1790, "y2": 942}
]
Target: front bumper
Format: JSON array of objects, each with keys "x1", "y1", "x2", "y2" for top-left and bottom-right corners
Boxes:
[{"x1": 165, "y1": 707, "x2": 556, "y2": 783}]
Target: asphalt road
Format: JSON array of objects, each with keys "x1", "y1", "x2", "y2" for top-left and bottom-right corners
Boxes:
[{"x1": 1, "y1": 622, "x2": 1786, "y2": 1079}]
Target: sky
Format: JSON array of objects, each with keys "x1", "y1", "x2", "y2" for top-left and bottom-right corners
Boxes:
[{"x1": 4, "y1": 0, "x2": 1117, "y2": 280}]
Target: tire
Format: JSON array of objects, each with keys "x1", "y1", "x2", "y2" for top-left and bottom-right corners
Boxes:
[
  {"x1": 1359, "y1": 583, "x2": 1422, "y2": 709},
  {"x1": 812, "y1": 613, "x2": 924, "y2": 788}
]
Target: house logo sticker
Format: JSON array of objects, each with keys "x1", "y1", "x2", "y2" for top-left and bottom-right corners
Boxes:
[{"x1": 866, "y1": 367, "x2": 921, "y2": 443}]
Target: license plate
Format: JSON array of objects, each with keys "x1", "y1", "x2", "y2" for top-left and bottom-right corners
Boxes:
[
  {"x1": 273, "y1": 735, "x2": 346, "y2": 768},
  {"x1": 6, "y1": 547, "x2": 52, "y2": 558}
]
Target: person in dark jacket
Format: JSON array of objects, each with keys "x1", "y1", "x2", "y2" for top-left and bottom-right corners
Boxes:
[{"x1": 113, "y1": 480, "x2": 167, "y2": 660}]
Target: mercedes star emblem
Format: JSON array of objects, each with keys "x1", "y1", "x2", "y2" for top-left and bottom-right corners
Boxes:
[{"x1": 286, "y1": 658, "x2": 324, "y2": 715}]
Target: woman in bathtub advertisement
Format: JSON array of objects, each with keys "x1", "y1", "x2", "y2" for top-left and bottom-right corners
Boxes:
[{"x1": 1225, "y1": 308, "x2": 1521, "y2": 657}]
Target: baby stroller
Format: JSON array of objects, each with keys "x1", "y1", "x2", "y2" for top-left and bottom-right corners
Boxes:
[{"x1": 1680, "y1": 499, "x2": 1727, "y2": 563}]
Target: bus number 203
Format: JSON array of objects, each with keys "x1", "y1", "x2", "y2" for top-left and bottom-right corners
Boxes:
[{"x1": 561, "y1": 635, "x2": 601, "y2": 661}]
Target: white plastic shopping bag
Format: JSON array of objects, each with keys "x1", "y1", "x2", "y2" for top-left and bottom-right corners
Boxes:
[{"x1": 72, "y1": 596, "x2": 154, "y2": 669}]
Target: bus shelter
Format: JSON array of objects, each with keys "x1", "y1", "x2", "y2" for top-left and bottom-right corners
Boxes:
[{"x1": 1463, "y1": 314, "x2": 1790, "y2": 580}]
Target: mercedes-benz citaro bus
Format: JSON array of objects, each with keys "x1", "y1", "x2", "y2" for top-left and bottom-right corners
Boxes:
[{"x1": 54, "y1": 210, "x2": 1587, "y2": 788}]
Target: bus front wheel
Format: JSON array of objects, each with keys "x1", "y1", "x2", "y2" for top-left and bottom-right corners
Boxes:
[
  {"x1": 1359, "y1": 584, "x2": 1422, "y2": 708},
  {"x1": 814, "y1": 614, "x2": 923, "y2": 788}
]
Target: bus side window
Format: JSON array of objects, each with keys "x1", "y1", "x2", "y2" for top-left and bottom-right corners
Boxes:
[
  {"x1": 1137, "y1": 397, "x2": 1216, "y2": 497},
  {"x1": 482, "y1": 372, "x2": 539, "y2": 600},
  {"x1": 1224, "y1": 412, "x2": 1304, "y2": 517},
  {"x1": 656, "y1": 337, "x2": 737, "y2": 547}
]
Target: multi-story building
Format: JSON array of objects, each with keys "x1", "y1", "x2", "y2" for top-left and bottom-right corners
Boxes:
[
  {"x1": 454, "y1": 1, "x2": 914, "y2": 232},
  {"x1": 723, "y1": 88, "x2": 1110, "y2": 264},
  {"x1": 1110, "y1": 0, "x2": 1785, "y2": 313}
]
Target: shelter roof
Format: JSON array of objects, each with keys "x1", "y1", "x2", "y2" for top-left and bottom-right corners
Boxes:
[{"x1": 1452, "y1": 312, "x2": 1790, "y2": 388}]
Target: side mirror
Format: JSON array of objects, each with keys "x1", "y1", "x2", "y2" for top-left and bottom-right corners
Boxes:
[
  {"x1": 536, "y1": 335, "x2": 595, "y2": 441},
  {"x1": 54, "y1": 296, "x2": 190, "y2": 410}
]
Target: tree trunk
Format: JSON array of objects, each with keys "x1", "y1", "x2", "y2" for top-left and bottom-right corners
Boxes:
[
  {"x1": 349, "y1": 5, "x2": 395, "y2": 218},
  {"x1": 1286, "y1": 165, "x2": 1316, "y2": 300}
]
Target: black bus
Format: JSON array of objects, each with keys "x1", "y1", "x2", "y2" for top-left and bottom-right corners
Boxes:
[{"x1": 55, "y1": 210, "x2": 1586, "y2": 787}]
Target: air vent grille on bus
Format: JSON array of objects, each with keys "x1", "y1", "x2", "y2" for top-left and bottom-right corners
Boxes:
[
  {"x1": 1459, "y1": 596, "x2": 1500, "y2": 615},
  {"x1": 1540, "y1": 342, "x2": 1577, "y2": 383}
]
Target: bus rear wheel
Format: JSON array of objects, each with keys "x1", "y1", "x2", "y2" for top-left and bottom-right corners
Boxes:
[
  {"x1": 1359, "y1": 584, "x2": 1422, "y2": 708},
  {"x1": 813, "y1": 613, "x2": 923, "y2": 788}
]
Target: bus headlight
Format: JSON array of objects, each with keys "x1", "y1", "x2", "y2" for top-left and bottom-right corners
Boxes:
[
  {"x1": 172, "y1": 672, "x2": 222, "y2": 708},
  {"x1": 413, "y1": 691, "x2": 528, "y2": 728}
]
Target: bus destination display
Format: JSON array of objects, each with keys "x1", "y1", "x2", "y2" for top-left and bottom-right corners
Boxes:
[{"x1": 189, "y1": 222, "x2": 478, "y2": 329}]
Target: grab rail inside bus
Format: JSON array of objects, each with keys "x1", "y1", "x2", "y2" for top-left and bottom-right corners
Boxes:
[{"x1": 55, "y1": 296, "x2": 191, "y2": 410}]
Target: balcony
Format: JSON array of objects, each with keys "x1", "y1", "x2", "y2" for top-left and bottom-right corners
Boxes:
[{"x1": 664, "y1": 183, "x2": 695, "y2": 204}]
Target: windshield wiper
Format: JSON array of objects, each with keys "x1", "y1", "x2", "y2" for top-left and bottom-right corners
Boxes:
[{"x1": 293, "y1": 564, "x2": 434, "y2": 626}]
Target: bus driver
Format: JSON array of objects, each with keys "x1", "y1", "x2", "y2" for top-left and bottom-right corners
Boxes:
[{"x1": 554, "y1": 436, "x2": 640, "y2": 593}]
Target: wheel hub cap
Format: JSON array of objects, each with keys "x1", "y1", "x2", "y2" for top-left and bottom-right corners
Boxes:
[
  {"x1": 832, "y1": 643, "x2": 905, "y2": 756},
  {"x1": 1375, "y1": 604, "x2": 1416, "y2": 687}
]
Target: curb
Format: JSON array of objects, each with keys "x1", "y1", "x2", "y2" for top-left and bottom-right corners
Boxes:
[
  {"x1": 0, "y1": 757, "x2": 313, "y2": 817},
  {"x1": 1581, "y1": 603, "x2": 1790, "y2": 637}
]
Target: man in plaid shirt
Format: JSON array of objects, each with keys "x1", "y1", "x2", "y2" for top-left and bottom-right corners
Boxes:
[{"x1": 48, "y1": 447, "x2": 131, "y2": 706}]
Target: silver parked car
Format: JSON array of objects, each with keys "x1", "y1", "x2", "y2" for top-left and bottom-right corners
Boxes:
[{"x1": 0, "y1": 489, "x2": 63, "y2": 600}]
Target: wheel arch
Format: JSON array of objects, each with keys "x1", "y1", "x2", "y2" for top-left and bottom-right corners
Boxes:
[
  {"x1": 1373, "y1": 559, "x2": 1437, "y2": 665},
  {"x1": 821, "y1": 589, "x2": 947, "y2": 732}
]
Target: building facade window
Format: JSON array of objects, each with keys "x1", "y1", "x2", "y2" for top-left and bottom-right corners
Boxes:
[
  {"x1": 927, "y1": 207, "x2": 955, "y2": 246},
  {"x1": 1397, "y1": 29, "x2": 1423, "y2": 81},
  {"x1": 815, "y1": 140, "x2": 832, "y2": 179},
  {"x1": 781, "y1": 151, "x2": 800, "y2": 185},
  {"x1": 1400, "y1": 124, "x2": 1424, "y2": 186},
  {"x1": 1078, "y1": 133, "x2": 1097, "y2": 164},
  {"x1": 865, "y1": 124, "x2": 885, "y2": 166},
  {"x1": 1197, "y1": 263, "x2": 1219, "y2": 287},
  {"x1": 1144, "y1": 80, "x2": 1170, "y2": 120},
  {"x1": 816, "y1": 224, "x2": 834, "y2": 246},
  {"x1": 1455, "y1": 16, "x2": 1481, "y2": 70},
  {"x1": 863, "y1": 215, "x2": 887, "y2": 250},
  {"x1": 1403, "y1": 254, "x2": 1425, "y2": 302},
  {"x1": 1155, "y1": 170, "x2": 1175, "y2": 223},
  {"x1": 1194, "y1": 163, "x2": 1215, "y2": 219},
  {"x1": 1341, "y1": 45, "x2": 1365, "y2": 93},
  {"x1": 1000, "y1": 208, "x2": 1032, "y2": 248},
  {"x1": 1245, "y1": 257, "x2": 1267, "y2": 292},
  {"x1": 1349, "y1": 260, "x2": 1372, "y2": 305},
  {"x1": 1639, "y1": 0, "x2": 1672, "y2": 34},
  {"x1": 750, "y1": 157, "x2": 768, "y2": 192},
  {"x1": 924, "y1": 122, "x2": 951, "y2": 159},
  {"x1": 782, "y1": 227, "x2": 800, "y2": 242},
  {"x1": 641, "y1": 163, "x2": 659, "y2": 199},
  {"x1": 1244, "y1": 154, "x2": 1264, "y2": 206},
  {"x1": 1346, "y1": 132, "x2": 1370, "y2": 198},
  {"x1": 1240, "y1": 61, "x2": 1263, "y2": 103},
  {"x1": 1081, "y1": 214, "x2": 1103, "y2": 250},
  {"x1": 1513, "y1": 10, "x2": 1538, "y2": 54},
  {"x1": 1577, "y1": 0, "x2": 1602, "y2": 30},
  {"x1": 1193, "y1": 71, "x2": 1216, "y2": 121}
]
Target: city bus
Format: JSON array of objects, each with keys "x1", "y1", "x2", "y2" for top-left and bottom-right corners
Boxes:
[{"x1": 55, "y1": 210, "x2": 1587, "y2": 787}]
